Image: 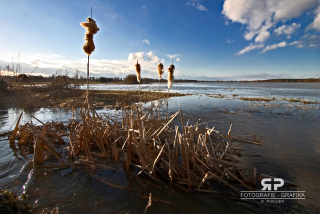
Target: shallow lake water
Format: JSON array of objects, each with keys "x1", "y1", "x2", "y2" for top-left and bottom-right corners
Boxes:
[{"x1": 1, "y1": 83, "x2": 320, "y2": 213}]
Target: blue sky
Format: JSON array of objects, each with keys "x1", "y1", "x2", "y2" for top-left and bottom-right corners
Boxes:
[{"x1": 0, "y1": 0, "x2": 319, "y2": 80}]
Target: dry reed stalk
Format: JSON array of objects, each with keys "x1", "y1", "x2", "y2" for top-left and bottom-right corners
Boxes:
[
  {"x1": 80, "y1": 14, "x2": 99, "y2": 103},
  {"x1": 144, "y1": 193, "x2": 152, "y2": 214},
  {"x1": 157, "y1": 63, "x2": 164, "y2": 119},
  {"x1": 9, "y1": 111, "x2": 23, "y2": 145},
  {"x1": 135, "y1": 61, "x2": 142, "y2": 103},
  {"x1": 230, "y1": 137, "x2": 262, "y2": 145},
  {"x1": 166, "y1": 64, "x2": 175, "y2": 119}
]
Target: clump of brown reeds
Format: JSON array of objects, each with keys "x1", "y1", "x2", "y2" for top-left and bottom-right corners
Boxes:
[
  {"x1": 80, "y1": 17, "x2": 100, "y2": 55},
  {"x1": 8, "y1": 102, "x2": 268, "y2": 200}
]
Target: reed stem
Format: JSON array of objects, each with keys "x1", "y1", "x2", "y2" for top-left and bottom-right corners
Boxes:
[
  {"x1": 159, "y1": 79, "x2": 161, "y2": 120},
  {"x1": 166, "y1": 88, "x2": 169, "y2": 120},
  {"x1": 87, "y1": 55, "x2": 89, "y2": 101},
  {"x1": 139, "y1": 82, "x2": 141, "y2": 103}
]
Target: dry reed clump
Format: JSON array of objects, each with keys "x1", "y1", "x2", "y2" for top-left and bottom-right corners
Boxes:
[
  {"x1": 80, "y1": 17, "x2": 100, "y2": 55},
  {"x1": 167, "y1": 65, "x2": 175, "y2": 89},
  {"x1": 157, "y1": 63, "x2": 164, "y2": 79},
  {"x1": 7, "y1": 101, "x2": 269, "y2": 200},
  {"x1": 135, "y1": 61, "x2": 141, "y2": 82}
]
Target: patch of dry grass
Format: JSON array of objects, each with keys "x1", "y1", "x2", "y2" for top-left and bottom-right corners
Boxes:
[
  {"x1": 0, "y1": 83, "x2": 186, "y2": 110},
  {"x1": 240, "y1": 97, "x2": 275, "y2": 102},
  {"x1": 206, "y1": 94, "x2": 226, "y2": 98},
  {"x1": 286, "y1": 98, "x2": 318, "y2": 104}
]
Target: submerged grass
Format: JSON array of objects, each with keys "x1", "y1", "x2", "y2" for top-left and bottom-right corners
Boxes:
[
  {"x1": 240, "y1": 97, "x2": 275, "y2": 102},
  {"x1": 206, "y1": 94, "x2": 226, "y2": 98},
  {"x1": 284, "y1": 98, "x2": 319, "y2": 104}
]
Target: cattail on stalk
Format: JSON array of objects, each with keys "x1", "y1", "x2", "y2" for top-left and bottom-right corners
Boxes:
[
  {"x1": 167, "y1": 64, "x2": 175, "y2": 89},
  {"x1": 80, "y1": 17, "x2": 100, "y2": 55},
  {"x1": 166, "y1": 64, "x2": 175, "y2": 120},
  {"x1": 157, "y1": 63, "x2": 164, "y2": 78},
  {"x1": 157, "y1": 63, "x2": 164, "y2": 119},
  {"x1": 135, "y1": 61, "x2": 141, "y2": 82}
]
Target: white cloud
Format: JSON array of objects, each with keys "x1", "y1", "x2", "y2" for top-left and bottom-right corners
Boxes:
[
  {"x1": 273, "y1": 0, "x2": 318, "y2": 20},
  {"x1": 261, "y1": 41, "x2": 287, "y2": 53},
  {"x1": 142, "y1": 39, "x2": 150, "y2": 45},
  {"x1": 289, "y1": 34, "x2": 320, "y2": 48},
  {"x1": 128, "y1": 52, "x2": 144, "y2": 62},
  {"x1": 289, "y1": 40, "x2": 304, "y2": 48},
  {"x1": 289, "y1": 41, "x2": 299, "y2": 45},
  {"x1": 176, "y1": 58, "x2": 180, "y2": 61},
  {"x1": 244, "y1": 31, "x2": 259, "y2": 41},
  {"x1": 222, "y1": 0, "x2": 318, "y2": 41},
  {"x1": 187, "y1": 1, "x2": 208, "y2": 12},
  {"x1": 0, "y1": 51, "x2": 165, "y2": 78},
  {"x1": 307, "y1": 5, "x2": 320, "y2": 30},
  {"x1": 50, "y1": 54, "x2": 65, "y2": 58},
  {"x1": 255, "y1": 31, "x2": 270, "y2": 43},
  {"x1": 196, "y1": 4, "x2": 207, "y2": 11},
  {"x1": 236, "y1": 43, "x2": 264, "y2": 55},
  {"x1": 145, "y1": 51, "x2": 161, "y2": 63},
  {"x1": 166, "y1": 54, "x2": 180, "y2": 59},
  {"x1": 274, "y1": 23, "x2": 301, "y2": 35}
]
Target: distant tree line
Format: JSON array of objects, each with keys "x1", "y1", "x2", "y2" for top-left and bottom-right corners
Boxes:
[
  {"x1": 244, "y1": 78, "x2": 320, "y2": 83},
  {"x1": 1, "y1": 67, "x2": 319, "y2": 84},
  {"x1": 0, "y1": 73, "x2": 200, "y2": 84}
]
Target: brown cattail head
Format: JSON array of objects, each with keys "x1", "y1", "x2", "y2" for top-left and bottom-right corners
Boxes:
[
  {"x1": 135, "y1": 61, "x2": 141, "y2": 82},
  {"x1": 157, "y1": 63, "x2": 164, "y2": 78},
  {"x1": 167, "y1": 65, "x2": 175, "y2": 89},
  {"x1": 80, "y1": 17, "x2": 100, "y2": 55}
]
